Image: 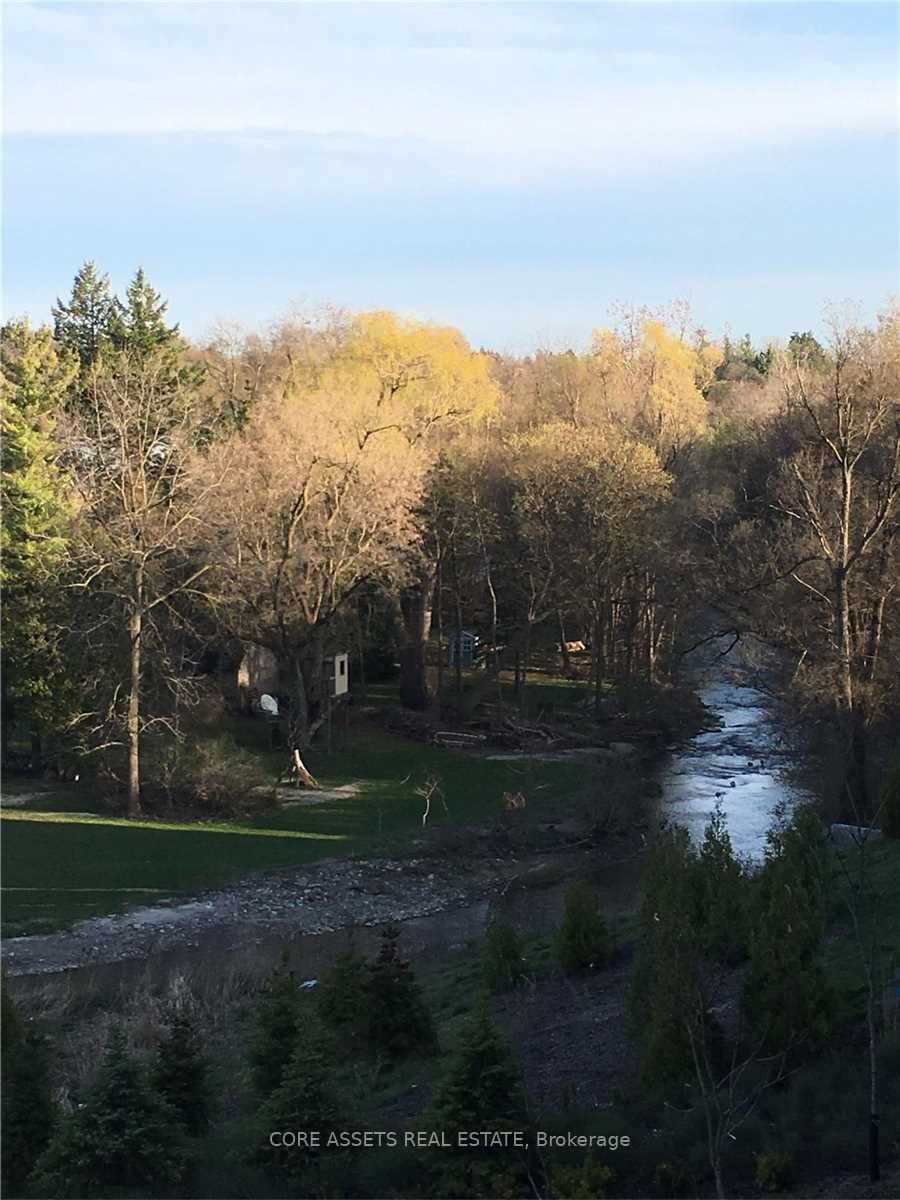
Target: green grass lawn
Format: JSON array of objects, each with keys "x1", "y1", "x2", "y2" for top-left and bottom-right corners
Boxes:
[
  {"x1": 367, "y1": 663, "x2": 597, "y2": 717},
  {"x1": 1, "y1": 726, "x2": 587, "y2": 937}
]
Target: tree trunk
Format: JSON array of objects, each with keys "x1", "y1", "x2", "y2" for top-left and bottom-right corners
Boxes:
[
  {"x1": 291, "y1": 654, "x2": 309, "y2": 749},
  {"x1": 127, "y1": 566, "x2": 143, "y2": 818},
  {"x1": 835, "y1": 561, "x2": 869, "y2": 814},
  {"x1": 713, "y1": 1158, "x2": 726, "y2": 1200},
  {"x1": 452, "y1": 547, "x2": 464, "y2": 721},
  {"x1": 356, "y1": 601, "x2": 368, "y2": 704},
  {"x1": 521, "y1": 622, "x2": 532, "y2": 717},
  {"x1": 398, "y1": 565, "x2": 436, "y2": 710},
  {"x1": 435, "y1": 555, "x2": 444, "y2": 712},
  {"x1": 485, "y1": 561, "x2": 502, "y2": 717}
]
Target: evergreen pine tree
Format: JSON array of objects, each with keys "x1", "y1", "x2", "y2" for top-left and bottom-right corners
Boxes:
[
  {"x1": 364, "y1": 926, "x2": 436, "y2": 1058},
  {"x1": 482, "y1": 919, "x2": 526, "y2": 991},
  {"x1": 626, "y1": 825, "x2": 709, "y2": 1086},
  {"x1": 1, "y1": 974, "x2": 56, "y2": 1195},
  {"x1": 555, "y1": 881, "x2": 611, "y2": 972},
  {"x1": 51, "y1": 261, "x2": 116, "y2": 367},
  {"x1": 430, "y1": 998, "x2": 526, "y2": 1133},
  {"x1": 248, "y1": 954, "x2": 300, "y2": 1096},
  {"x1": 696, "y1": 805, "x2": 747, "y2": 964},
  {"x1": 151, "y1": 1007, "x2": 211, "y2": 1133},
  {"x1": 427, "y1": 998, "x2": 531, "y2": 1198},
  {"x1": 256, "y1": 1027, "x2": 342, "y2": 1178},
  {"x1": 110, "y1": 268, "x2": 180, "y2": 357},
  {"x1": 317, "y1": 948, "x2": 368, "y2": 1045},
  {"x1": 109, "y1": 268, "x2": 205, "y2": 394},
  {"x1": 33, "y1": 1026, "x2": 187, "y2": 1198},
  {"x1": 743, "y1": 806, "x2": 833, "y2": 1053}
]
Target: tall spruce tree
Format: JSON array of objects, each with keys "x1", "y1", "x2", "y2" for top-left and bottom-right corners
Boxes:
[
  {"x1": 364, "y1": 926, "x2": 436, "y2": 1058},
  {"x1": 110, "y1": 268, "x2": 204, "y2": 394},
  {"x1": 1, "y1": 975, "x2": 56, "y2": 1196},
  {"x1": 743, "y1": 806, "x2": 833, "y2": 1053},
  {"x1": 431, "y1": 998, "x2": 526, "y2": 1133},
  {"x1": 152, "y1": 1008, "x2": 211, "y2": 1133},
  {"x1": 248, "y1": 955, "x2": 301, "y2": 1096},
  {"x1": 428, "y1": 998, "x2": 531, "y2": 1199},
  {"x1": 52, "y1": 261, "x2": 116, "y2": 367},
  {"x1": 33, "y1": 1027, "x2": 187, "y2": 1198},
  {"x1": 111, "y1": 268, "x2": 179, "y2": 357},
  {"x1": 256, "y1": 1027, "x2": 342, "y2": 1178}
]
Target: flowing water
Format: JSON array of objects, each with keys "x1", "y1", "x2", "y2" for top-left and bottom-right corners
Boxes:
[{"x1": 655, "y1": 673, "x2": 811, "y2": 860}]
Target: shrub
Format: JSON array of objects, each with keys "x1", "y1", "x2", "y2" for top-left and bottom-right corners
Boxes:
[
  {"x1": 248, "y1": 955, "x2": 300, "y2": 1096},
  {"x1": 2, "y1": 975, "x2": 55, "y2": 1195},
  {"x1": 160, "y1": 734, "x2": 274, "y2": 818},
  {"x1": 364, "y1": 927, "x2": 436, "y2": 1058},
  {"x1": 152, "y1": 1007, "x2": 211, "y2": 1133},
  {"x1": 32, "y1": 1027, "x2": 187, "y2": 1198},
  {"x1": 482, "y1": 920, "x2": 526, "y2": 992},
  {"x1": 556, "y1": 881, "x2": 610, "y2": 972},
  {"x1": 755, "y1": 1149, "x2": 794, "y2": 1193}
]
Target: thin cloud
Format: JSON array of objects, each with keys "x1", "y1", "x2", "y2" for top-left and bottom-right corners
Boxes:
[{"x1": 6, "y1": 1, "x2": 896, "y2": 177}]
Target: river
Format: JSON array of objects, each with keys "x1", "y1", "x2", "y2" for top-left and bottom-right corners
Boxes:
[{"x1": 656, "y1": 666, "x2": 812, "y2": 861}]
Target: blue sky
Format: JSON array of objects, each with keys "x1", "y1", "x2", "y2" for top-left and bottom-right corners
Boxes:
[{"x1": 3, "y1": 1, "x2": 898, "y2": 351}]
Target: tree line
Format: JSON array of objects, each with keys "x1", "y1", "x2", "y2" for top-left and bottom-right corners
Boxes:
[{"x1": 2, "y1": 263, "x2": 897, "y2": 817}]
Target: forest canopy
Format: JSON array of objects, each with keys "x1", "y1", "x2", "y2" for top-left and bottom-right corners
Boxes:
[{"x1": 2, "y1": 265, "x2": 897, "y2": 822}]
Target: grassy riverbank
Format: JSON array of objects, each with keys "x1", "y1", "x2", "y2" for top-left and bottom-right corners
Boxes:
[{"x1": 1, "y1": 725, "x2": 597, "y2": 937}]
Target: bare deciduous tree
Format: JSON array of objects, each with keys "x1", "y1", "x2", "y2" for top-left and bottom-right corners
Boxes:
[{"x1": 64, "y1": 349, "x2": 226, "y2": 814}]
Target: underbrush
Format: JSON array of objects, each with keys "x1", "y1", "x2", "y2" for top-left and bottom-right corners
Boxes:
[{"x1": 152, "y1": 735, "x2": 277, "y2": 820}]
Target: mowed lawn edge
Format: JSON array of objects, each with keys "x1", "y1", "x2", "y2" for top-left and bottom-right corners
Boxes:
[{"x1": 1, "y1": 729, "x2": 587, "y2": 937}]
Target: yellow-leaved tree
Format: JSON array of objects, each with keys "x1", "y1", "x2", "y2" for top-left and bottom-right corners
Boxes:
[
  {"x1": 329, "y1": 311, "x2": 499, "y2": 710},
  {"x1": 591, "y1": 310, "x2": 721, "y2": 465},
  {"x1": 202, "y1": 309, "x2": 498, "y2": 739}
]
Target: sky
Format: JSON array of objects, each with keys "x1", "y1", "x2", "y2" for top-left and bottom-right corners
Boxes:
[{"x1": 3, "y1": 0, "x2": 898, "y2": 352}]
